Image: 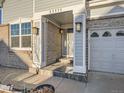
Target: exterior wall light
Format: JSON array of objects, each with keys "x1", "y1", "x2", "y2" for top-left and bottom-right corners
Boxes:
[
  {"x1": 76, "y1": 22, "x2": 82, "y2": 32},
  {"x1": 59, "y1": 29, "x2": 64, "y2": 34},
  {"x1": 32, "y1": 27, "x2": 39, "y2": 35}
]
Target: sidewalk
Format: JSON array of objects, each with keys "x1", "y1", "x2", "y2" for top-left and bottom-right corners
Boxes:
[
  {"x1": 0, "y1": 66, "x2": 124, "y2": 93},
  {"x1": 0, "y1": 66, "x2": 84, "y2": 93}
]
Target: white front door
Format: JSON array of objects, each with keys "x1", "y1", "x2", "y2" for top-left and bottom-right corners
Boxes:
[
  {"x1": 90, "y1": 29, "x2": 124, "y2": 74},
  {"x1": 67, "y1": 29, "x2": 74, "y2": 57}
]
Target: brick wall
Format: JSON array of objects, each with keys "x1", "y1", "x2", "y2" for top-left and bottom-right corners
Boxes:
[{"x1": 0, "y1": 24, "x2": 33, "y2": 69}]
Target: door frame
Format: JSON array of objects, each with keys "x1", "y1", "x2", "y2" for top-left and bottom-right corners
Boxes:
[{"x1": 88, "y1": 29, "x2": 91, "y2": 70}]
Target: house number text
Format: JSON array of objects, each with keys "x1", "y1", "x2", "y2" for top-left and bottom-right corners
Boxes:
[{"x1": 50, "y1": 8, "x2": 62, "y2": 14}]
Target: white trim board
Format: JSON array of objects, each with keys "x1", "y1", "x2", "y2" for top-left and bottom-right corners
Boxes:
[{"x1": 88, "y1": 11, "x2": 124, "y2": 20}]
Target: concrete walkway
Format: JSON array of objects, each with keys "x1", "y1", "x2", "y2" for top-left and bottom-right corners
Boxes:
[{"x1": 0, "y1": 66, "x2": 124, "y2": 93}]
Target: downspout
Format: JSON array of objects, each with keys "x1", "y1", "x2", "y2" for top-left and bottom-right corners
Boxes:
[
  {"x1": 33, "y1": 0, "x2": 35, "y2": 17},
  {"x1": 32, "y1": 0, "x2": 40, "y2": 74},
  {"x1": 85, "y1": 0, "x2": 89, "y2": 81},
  {"x1": 32, "y1": 0, "x2": 35, "y2": 66}
]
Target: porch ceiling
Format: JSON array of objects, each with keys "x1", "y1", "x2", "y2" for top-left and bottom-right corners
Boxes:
[{"x1": 45, "y1": 11, "x2": 73, "y2": 25}]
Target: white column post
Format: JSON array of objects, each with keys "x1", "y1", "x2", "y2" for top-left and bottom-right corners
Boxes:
[
  {"x1": 73, "y1": 10, "x2": 87, "y2": 74},
  {"x1": 32, "y1": 19, "x2": 42, "y2": 68},
  {"x1": 41, "y1": 17, "x2": 48, "y2": 67},
  {"x1": 32, "y1": 16, "x2": 48, "y2": 68}
]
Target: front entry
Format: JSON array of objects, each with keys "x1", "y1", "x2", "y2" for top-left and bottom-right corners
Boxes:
[{"x1": 39, "y1": 10, "x2": 86, "y2": 74}]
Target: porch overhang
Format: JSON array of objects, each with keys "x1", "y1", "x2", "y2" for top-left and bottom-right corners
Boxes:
[{"x1": 44, "y1": 11, "x2": 73, "y2": 29}]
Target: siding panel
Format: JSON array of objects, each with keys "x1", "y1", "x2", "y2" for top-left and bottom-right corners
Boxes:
[
  {"x1": 75, "y1": 32, "x2": 83, "y2": 66},
  {"x1": 3, "y1": 0, "x2": 33, "y2": 24},
  {"x1": 35, "y1": 0, "x2": 83, "y2": 12}
]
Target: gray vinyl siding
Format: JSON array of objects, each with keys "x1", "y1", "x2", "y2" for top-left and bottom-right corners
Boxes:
[
  {"x1": 75, "y1": 33, "x2": 83, "y2": 66},
  {"x1": 74, "y1": 15, "x2": 84, "y2": 66},
  {"x1": 35, "y1": 0, "x2": 83, "y2": 12},
  {"x1": 3, "y1": 0, "x2": 33, "y2": 24}
]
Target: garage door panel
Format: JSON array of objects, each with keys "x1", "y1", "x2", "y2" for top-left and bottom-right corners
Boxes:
[
  {"x1": 91, "y1": 51, "x2": 113, "y2": 57},
  {"x1": 115, "y1": 45, "x2": 124, "y2": 48},
  {"x1": 115, "y1": 55, "x2": 124, "y2": 60},
  {"x1": 90, "y1": 29, "x2": 124, "y2": 74},
  {"x1": 92, "y1": 66, "x2": 113, "y2": 70},
  {"x1": 91, "y1": 56, "x2": 113, "y2": 61},
  {"x1": 91, "y1": 44, "x2": 114, "y2": 48},
  {"x1": 94, "y1": 60, "x2": 113, "y2": 64},
  {"x1": 113, "y1": 63, "x2": 124, "y2": 68},
  {"x1": 115, "y1": 41, "x2": 124, "y2": 46},
  {"x1": 91, "y1": 66, "x2": 114, "y2": 72},
  {"x1": 114, "y1": 52, "x2": 124, "y2": 60},
  {"x1": 90, "y1": 63, "x2": 109, "y2": 67},
  {"x1": 91, "y1": 48, "x2": 114, "y2": 52},
  {"x1": 112, "y1": 69, "x2": 124, "y2": 74},
  {"x1": 115, "y1": 41, "x2": 124, "y2": 48},
  {"x1": 115, "y1": 49, "x2": 124, "y2": 52},
  {"x1": 117, "y1": 64, "x2": 124, "y2": 68},
  {"x1": 90, "y1": 56, "x2": 112, "y2": 61}
]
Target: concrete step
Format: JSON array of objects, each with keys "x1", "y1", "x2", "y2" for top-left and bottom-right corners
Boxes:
[
  {"x1": 29, "y1": 67, "x2": 39, "y2": 74},
  {"x1": 59, "y1": 57, "x2": 73, "y2": 63},
  {"x1": 39, "y1": 69, "x2": 53, "y2": 77},
  {"x1": 29, "y1": 67, "x2": 53, "y2": 78},
  {"x1": 53, "y1": 71, "x2": 88, "y2": 82}
]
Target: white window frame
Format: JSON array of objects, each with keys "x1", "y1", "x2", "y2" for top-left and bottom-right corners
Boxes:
[
  {"x1": 0, "y1": 8, "x2": 3, "y2": 24},
  {"x1": 10, "y1": 20, "x2": 32, "y2": 51}
]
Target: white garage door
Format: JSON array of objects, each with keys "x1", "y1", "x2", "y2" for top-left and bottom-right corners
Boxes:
[{"x1": 90, "y1": 29, "x2": 124, "y2": 74}]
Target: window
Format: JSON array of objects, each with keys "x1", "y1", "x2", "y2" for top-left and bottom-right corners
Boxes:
[
  {"x1": 11, "y1": 24, "x2": 20, "y2": 47},
  {"x1": 21, "y1": 22, "x2": 31, "y2": 47},
  {"x1": 102, "y1": 31, "x2": 112, "y2": 37},
  {"x1": 11, "y1": 22, "x2": 31, "y2": 49},
  {"x1": 21, "y1": 22, "x2": 31, "y2": 35},
  {"x1": 116, "y1": 31, "x2": 124, "y2": 36},
  {"x1": 21, "y1": 36, "x2": 31, "y2": 47},
  {"x1": 91, "y1": 32, "x2": 99, "y2": 37}
]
